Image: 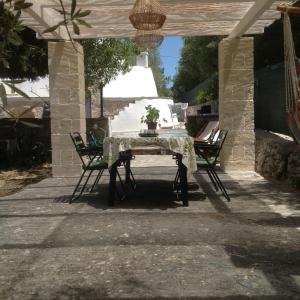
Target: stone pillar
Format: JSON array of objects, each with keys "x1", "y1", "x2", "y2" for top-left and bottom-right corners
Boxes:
[
  {"x1": 48, "y1": 41, "x2": 86, "y2": 177},
  {"x1": 218, "y1": 37, "x2": 255, "y2": 171}
]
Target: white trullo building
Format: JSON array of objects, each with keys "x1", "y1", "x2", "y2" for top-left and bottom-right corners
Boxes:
[
  {"x1": 95, "y1": 52, "x2": 179, "y2": 133},
  {"x1": 1, "y1": 52, "x2": 179, "y2": 133}
]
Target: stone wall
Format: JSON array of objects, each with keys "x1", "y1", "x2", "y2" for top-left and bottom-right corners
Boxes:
[
  {"x1": 255, "y1": 130, "x2": 300, "y2": 188},
  {"x1": 218, "y1": 37, "x2": 255, "y2": 171},
  {"x1": 48, "y1": 41, "x2": 86, "y2": 177}
]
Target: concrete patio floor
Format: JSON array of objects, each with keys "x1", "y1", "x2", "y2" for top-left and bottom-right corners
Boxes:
[{"x1": 0, "y1": 160, "x2": 300, "y2": 299}]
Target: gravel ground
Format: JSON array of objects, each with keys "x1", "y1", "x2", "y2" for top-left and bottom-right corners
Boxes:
[{"x1": 0, "y1": 164, "x2": 51, "y2": 197}]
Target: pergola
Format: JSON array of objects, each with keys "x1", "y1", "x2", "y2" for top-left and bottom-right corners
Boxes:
[
  {"x1": 20, "y1": 0, "x2": 290, "y2": 177},
  {"x1": 22, "y1": 0, "x2": 287, "y2": 39}
]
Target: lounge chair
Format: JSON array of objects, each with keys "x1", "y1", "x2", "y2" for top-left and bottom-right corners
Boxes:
[{"x1": 193, "y1": 120, "x2": 219, "y2": 143}]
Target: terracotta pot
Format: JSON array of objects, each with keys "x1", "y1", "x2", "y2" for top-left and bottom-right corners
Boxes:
[{"x1": 147, "y1": 122, "x2": 157, "y2": 130}]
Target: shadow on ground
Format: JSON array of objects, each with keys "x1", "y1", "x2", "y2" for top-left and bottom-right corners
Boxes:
[{"x1": 0, "y1": 167, "x2": 300, "y2": 299}]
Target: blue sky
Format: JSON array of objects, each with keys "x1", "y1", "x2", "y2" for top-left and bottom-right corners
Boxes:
[{"x1": 158, "y1": 37, "x2": 183, "y2": 87}]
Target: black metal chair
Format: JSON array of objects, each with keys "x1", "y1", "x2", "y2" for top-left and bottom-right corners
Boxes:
[
  {"x1": 69, "y1": 132, "x2": 126, "y2": 203},
  {"x1": 194, "y1": 129, "x2": 230, "y2": 202},
  {"x1": 87, "y1": 130, "x2": 104, "y2": 158},
  {"x1": 88, "y1": 131, "x2": 136, "y2": 191},
  {"x1": 172, "y1": 128, "x2": 220, "y2": 193}
]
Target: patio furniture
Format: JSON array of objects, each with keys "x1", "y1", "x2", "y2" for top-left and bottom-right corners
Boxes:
[
  {"x1": 69, "y1": 132, "x2": 126, "y2": 203},
  {"x1": 103, "y1": 136, "x2": 197, "y2": 206},
  {"x1": 193, "y1": 120, "x2": 219, "y2": 143},
  {"x1": 173, "y1": 129, "x2": 220, "y2": 191},
  {"x1": 87, "y1": 131, "x2": 104, "y2": 158},
  {"x1": 88, "y1": 131, "x2": 136, "y2": 192},
  {"x1": 194, "y1": 129, "x2": 230, "y2": 202}
]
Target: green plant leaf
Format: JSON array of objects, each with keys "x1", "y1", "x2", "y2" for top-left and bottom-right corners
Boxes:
[
  {"x1": 15, "y1": 10, "x2": 21, "y2": 20},
  {"x1": 72, "y1": 8, "x2": 81, "y2": 19},
  {"x1": 71, "y1": 0, "x2": 76, "y2": 17},
  {"x1": 42, "y1": 21, "x2": 64, "y2": 34},
  {"x1": 76, "y1": 18, "x2": 92, "y2": 28},
  {"x1": 72, "y1": 21, "x2": 80, "y2": 35},
  {"x1": 8, "y1": 32, "x2": 23, "y2": 46},
  {"x1": 14, "y1": 1, "x2": 33, "y2": 10},
  {"x1": 54, "y1": 8, "x2": 65, "y2": 15},
  {"x1": 74, "y1": 9, "x2": 91, "y2": 18},
  {"x1": 1, "y1": 58, "x2": 10, "y2": 69}
]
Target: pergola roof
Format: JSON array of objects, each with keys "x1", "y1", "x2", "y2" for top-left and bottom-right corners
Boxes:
[{"x1": 21, "y1": 0, "x2": 290, "y2": 40}]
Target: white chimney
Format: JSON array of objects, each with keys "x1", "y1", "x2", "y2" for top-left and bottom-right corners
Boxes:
[{"x1": 136, "y1": 52, "x2": 149, "y2": 68}]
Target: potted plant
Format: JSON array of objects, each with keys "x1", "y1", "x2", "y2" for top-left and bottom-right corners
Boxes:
[{"x1": 141, "y1": 105, "x2": 160, "y2": 130}]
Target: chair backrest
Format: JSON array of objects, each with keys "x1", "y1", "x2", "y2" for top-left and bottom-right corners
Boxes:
[
  {"x1": 194, "y1": 129, "x2": 228, "y2": 166},
  {"x1": 211, "y1": 129, "x2": 228, "y2": 165},
  {"x1": 211, "y1": 129, "x2": 220, "y2": 143},
  {"x1": 198, "y1": 121, "x2": 219, "y2": 140},
  {"x1": 70, "y1": 132, "x2": 90, "y2": 166},
  {"x1": 87, "y1": 131, "x2": 103, "y2": 148}
]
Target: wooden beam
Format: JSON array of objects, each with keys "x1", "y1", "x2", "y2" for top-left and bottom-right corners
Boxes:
[
  {"x1": 228, "y1": 0, "x2": 277, "y2": 39},
  {"x1": 21, "y1": 0, "x2": 288, "y2": 40},
  {"x1": 277, "y1": 5, "x2": 300, "y2": 14},
  {"x1": 22, "y1": 0, "x2": 68, "y2": 40}
]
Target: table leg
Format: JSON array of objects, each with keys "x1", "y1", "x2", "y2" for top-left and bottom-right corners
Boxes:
[
  {"x1": 125, "y1": 151, "x2": 131, "y2": 184},
  {"x1": 109, "y1": 162, "x2": 117, "y2": 206},
  {"x1": 177, "y1": 154, "x2": 189, "y2": 207}
]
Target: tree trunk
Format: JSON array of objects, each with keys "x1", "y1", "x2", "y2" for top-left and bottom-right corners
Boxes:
[{"x1": 99, "y1": 84, "x2": 104, "y2": 118}]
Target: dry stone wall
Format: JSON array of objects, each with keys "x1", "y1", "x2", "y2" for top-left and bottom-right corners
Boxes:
[{"x1": 255, "y1": 130, "x2": 300, "y2": 188}]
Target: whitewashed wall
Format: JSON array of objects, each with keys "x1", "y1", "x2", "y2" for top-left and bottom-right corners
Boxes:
[
  {"x1": 1, "y1": 77, "x2": 49, "y2": 98},
  {"x1": 103, "y1": 66, "x2": 158, "y2": 98},
  {"x1": 111, "y1": 98, "x2": 179, "y2": 133}
]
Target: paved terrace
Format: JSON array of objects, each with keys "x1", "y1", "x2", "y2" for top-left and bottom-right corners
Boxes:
[{"x1": 0, "y1": 157, "x2": 300, "y2": 300}]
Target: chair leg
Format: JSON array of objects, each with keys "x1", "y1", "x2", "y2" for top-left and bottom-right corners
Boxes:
[
  {"x1": 77, "y1": 170, "x2": 93, "y2": 198},
  {"x1": 90, "y1": 169, "x2": 104, "y2": 193},
  {"x1": 206, "y1": 169, "x2": 218, "y2": 191},
  {"x1": 70, "y1": 170, "x2": 86, "y2": 203},
  {"x1": 210, "y1": 168, "x2": 230, "y2": 202},
  {"x1": 70, "y1": 169, "x2": 93, "y2": 203}
]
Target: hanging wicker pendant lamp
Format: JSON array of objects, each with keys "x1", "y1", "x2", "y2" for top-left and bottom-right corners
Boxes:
[
  {"x1": 129, "y1": 0, "x2": 166, "y2": 30},
  {"x1": 135, "y1": 29, "x2": 164, "y2": 49}
]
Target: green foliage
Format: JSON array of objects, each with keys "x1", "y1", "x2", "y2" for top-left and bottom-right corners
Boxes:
[
  {"x1": 43, "y1": 0, "x2": 92, "y2": 41},
  {"x1": 185, "y1": 118, "x2": 207, "y2": 138},
  {"x1": 148, "y1": 49, "x2": 172, "y2": 97},
  {"x1": 172, "y1": 36, "x2": 221, "y2": 101},
  {"x1": 196, "y1": 90, "x2": 212, "y2": 105},
  {"x1": 0, "y1": 0, "x2": 91, "y2": 70},
  {"x1": 82, "y1": 38, "x2": 138, "y2": 90},
  {"x1": 0, "y1": 0, "x2": 33, "y2": 68},
  {"x1": 141, "y1": 105, "x2": 160, "y2": 124},
  {"x1": 194, "y1": 75, "x2": 218, "y2": 105},
  {"x1": 0, "y1": 28, "x2": 48, "y2": 80}
]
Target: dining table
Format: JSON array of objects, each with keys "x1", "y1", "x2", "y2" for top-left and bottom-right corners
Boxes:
[{"x1": 103, "y1": 135, "x2": 197, "y2": 207}]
